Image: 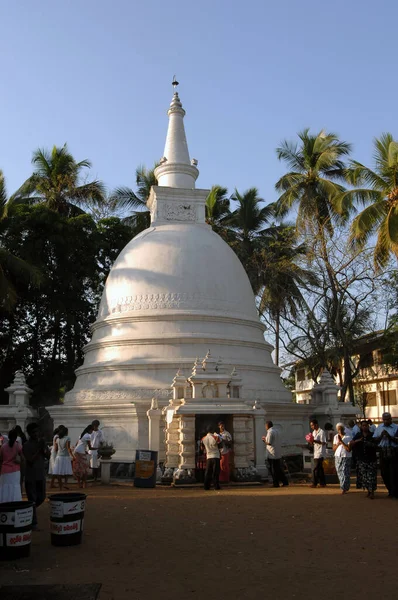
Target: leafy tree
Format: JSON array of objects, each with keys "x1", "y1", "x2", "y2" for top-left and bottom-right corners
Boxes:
[
  {"x1": 96, "y1": 217, "x2": 136, "y2": 282},
  {"x1": 11, "y1": 144, "x2": 105, "y2": 216},
  {"x1": 0, "y1": 170, "x2": 41, "y2": 311},
  {"x1": 343, "y1": 133, "x2": 398, "y2": 268},
  {"x1": 0, "y1": 204, "x2": 132, "y2": 404},
  {"x1": 279, "y1": 234, "x2": 380, "y2": 401}
]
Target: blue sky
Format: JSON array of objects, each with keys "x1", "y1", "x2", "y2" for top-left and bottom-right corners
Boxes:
[{"x1": 0, "y1": 0, "x2": 397, "y2": 205}]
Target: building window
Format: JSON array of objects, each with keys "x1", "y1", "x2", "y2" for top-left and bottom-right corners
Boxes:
[
  {"x1": 364, "y1": 392, "x2": 377, "y2": 407},
  {"x1": 359, "y1": 352, "x2": 374, "y2": 368},
  {"x1": 232, "y1": 386, "x2": 240, "y2": 398},
  {"x1": 380, "y1": 389, "x2": 397, "y2": 406},
  {"x1": 297, "y1": 368, "x2": 306, "y2": 382}
]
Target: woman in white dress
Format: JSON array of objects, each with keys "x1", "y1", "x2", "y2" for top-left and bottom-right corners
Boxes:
[
  {"x1": 73, "y1": 425, "x2": 93, "y2": 488},
  {"x1": 53, "y1": 426, "x2": 74, "y2": 490},
  {"x1": 49, "y1": 426, "x2": 61, "y2": 488},
  {"x1": 0, "y1": 429, "x2": 23, "y2": 503}
]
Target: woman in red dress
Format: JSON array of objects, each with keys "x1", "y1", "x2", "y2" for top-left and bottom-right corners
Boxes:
[{"x1": 218, "y1": 422, "x2": 232, "y2": 483}]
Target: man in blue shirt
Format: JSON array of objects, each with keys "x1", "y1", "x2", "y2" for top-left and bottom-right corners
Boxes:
[{"x1": 373, "y1": 412, "x2": 398, "y2": 498}]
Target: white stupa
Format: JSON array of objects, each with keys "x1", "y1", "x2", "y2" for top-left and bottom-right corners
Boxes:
[{"x1": 48, "y1": 85, "x2": 292, "y2": 461}]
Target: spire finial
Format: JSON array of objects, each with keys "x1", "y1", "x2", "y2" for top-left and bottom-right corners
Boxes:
[
  {"x1": 153, "y1": 80, "x2": 199, "y2": 189},
  {"x1": 172, "y1": 75, "x2": 179, "y2": 90}
]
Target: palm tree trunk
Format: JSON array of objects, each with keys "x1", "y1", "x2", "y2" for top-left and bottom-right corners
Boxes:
[
  {"x1": 275, "y1": 309, "x2": 280, "y2": 366},
  {"x1": 344, "y1": 353, "x2": 356, "y2": 405}
]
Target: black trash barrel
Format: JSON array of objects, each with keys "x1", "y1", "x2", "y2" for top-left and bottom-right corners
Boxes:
[
  {"x1": 0, "y1": 501, "x2": 34, "y2": 560},
  {"x1": 134, "y1": 450, "x2": 158, "y2": 488},
  {"x1": 49, "y1": 493, "x2": 86, "y2": 546}
]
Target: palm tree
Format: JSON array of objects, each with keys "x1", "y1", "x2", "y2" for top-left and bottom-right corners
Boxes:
[
  {"x1": 274, "y1": 130, "x2": 363, "y2": 401},
  {"x1": 11, "y1": 144, "x2": 105, "y2": 216},
  {"x1": 0, "y1": 170, "x2": 41, "y2": 311},
  {"x1": 205, "y1": 185, "x2": 232, "y2": 239},
  {"x1": 226, "y1": 187, "x2": 274, "y2": 291},
  {"x1": 257, "y1": 225, "x2": 318, "y2": 365},
  {"x1": 274, "y1": 129, "x2": 352, "y2": 309},
  {"x1": 111, "y1": 164, "x2": 158, "y2": 232},
  {"x1": 343, "y1": 133, "x2": 398, "y2": 268},
  {"x1": 275, "y1": 129, "x2": 351, "y2": 239}
]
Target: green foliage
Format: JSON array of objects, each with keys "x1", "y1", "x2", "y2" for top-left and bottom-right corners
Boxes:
[
  {"x1": 0, "y1": 170, "x2": 42, "y2": 312},
  {"x1": 256, "y1": 226, "x2": 318, "y2": 364},
  {"x1": 224, "y1": 187, "x2": 275, "y2": 292},
  {"x1": 0, "y1": 203, "x2": 133, "y2": 404},
  {"x1": 343, "y1": 133, "x2": 398, "y2": 269},
  {"x1": 11, "y1": 144, "x2": 105, "y2": 216},
  {"x1": 275, "y1": 129, "x2": 351, "y2": 236},
  {"x1": 205, "y1": 186, "x2": 231, "y2": 238},
  {"x1": 111, "y1": 163, "x2": 158, "y2": 234}
]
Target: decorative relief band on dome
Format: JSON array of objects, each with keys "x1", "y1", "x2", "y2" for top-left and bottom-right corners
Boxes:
[
  {"x1": 100, "y1": 292, "x2": 244, "y2": 317},
  {"x1": 65, "y1": 387, "x2": 282, "y2": 404},
  {"x1": 162, "y1": 202, "x2": 196, "y2": 221},
  {"x1": 66, "y1": 388, "x2": 173, "y2": 403}
]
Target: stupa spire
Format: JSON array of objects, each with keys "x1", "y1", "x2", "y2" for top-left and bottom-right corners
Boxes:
[{"x1": 154, "y1": 79, "x2": 199, "y2": 189}]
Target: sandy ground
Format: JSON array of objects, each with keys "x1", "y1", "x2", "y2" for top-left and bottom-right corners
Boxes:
[{"x1": 1, "y1": 481, "x2": 396, "y2": 600}]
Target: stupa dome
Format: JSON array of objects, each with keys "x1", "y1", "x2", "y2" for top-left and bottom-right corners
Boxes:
[{"x1": 98, "y1": 222, "x2": 258, "y2": 321}]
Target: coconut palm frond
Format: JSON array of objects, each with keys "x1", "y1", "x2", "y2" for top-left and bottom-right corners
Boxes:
[
  {"x1": 275, "y1": 129, "x2": 350, "y2": 239},
  {"x1": 349, "y1": 201, "x2": 386, "y2": 249},
  {"x1": 111, "y1": 186, "x2": 148, "y2": 211}
]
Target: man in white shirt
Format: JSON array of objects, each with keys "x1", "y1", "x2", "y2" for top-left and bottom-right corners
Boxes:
[
  {"x1": 202, "y1": 425, "x2": 221, "y2": 490},
  {"x1": 309, "y1": 419, "x2": 327, "y2": 488},
  {"x1": 90, "y1": 419, "x2": 104, "y2": 482},
  {"x1": 373, "y1": 412, "x2": 398, "y2": 497},
  {"x1": 344, "y1": 420, "x2": 355, "y2": 438},
  {"x1": 262, "y1": 421, "x2": 288, "y2": 487}
]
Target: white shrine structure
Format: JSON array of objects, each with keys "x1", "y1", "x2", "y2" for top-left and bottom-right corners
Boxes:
[
  {"x1": 0, "y1": 371, "x2": 37, "y2": 434},
  {"x1": 47, "y1": 85, "x2": 355, "y2": 482}
]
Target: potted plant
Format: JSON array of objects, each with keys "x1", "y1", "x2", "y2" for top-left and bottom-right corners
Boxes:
[{"x1": 98, "y1": 441, "x2": 116, "y2": 460}]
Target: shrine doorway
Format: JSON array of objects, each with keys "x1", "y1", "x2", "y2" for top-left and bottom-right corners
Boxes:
[{"x1": 195, "y1": 414, "x2": 234, "y2": 483}]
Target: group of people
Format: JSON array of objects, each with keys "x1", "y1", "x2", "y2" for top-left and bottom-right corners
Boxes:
[
  {"x1": 201, "y1": 421, "x2": 232, "y2": 490},
  {"x1": 0, "y1": 418, "x2": 104, "y2": 528},
  {"x1": 308, "y1": 413, "x2": 398, "y2": 498},
  {"x1": 200, "y1": 420, "x2": 289, "y2": 490},
  {"x1": 0, "y1": 422, "x2": 50, "y2": 528},
  {"x1": 48, "y1": 420, "x2": 104, "y2": 489}
]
